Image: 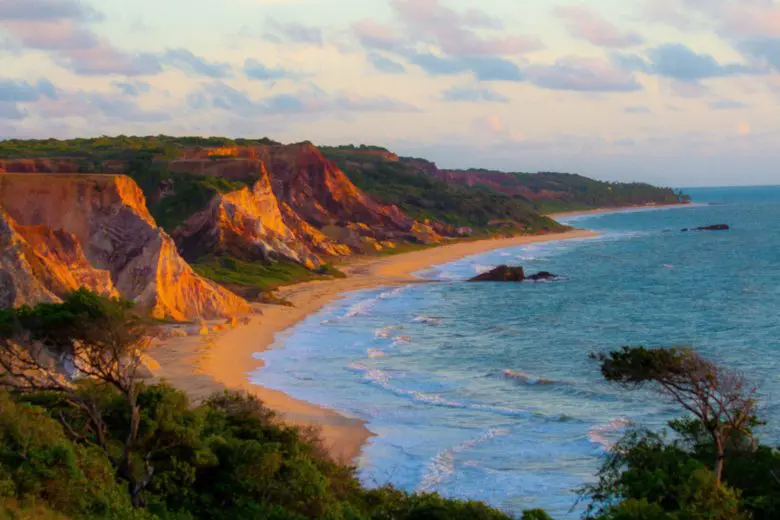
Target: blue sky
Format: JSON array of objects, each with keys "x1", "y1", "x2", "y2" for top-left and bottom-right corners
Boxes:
[{"x1": 2, "y1": 0, "x2": 780, "y2": 186}]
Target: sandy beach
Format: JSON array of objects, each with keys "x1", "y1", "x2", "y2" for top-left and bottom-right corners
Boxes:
[
  {"x1": 548, "y1": 202, "x2": 691, "y2": 220},
  {"x1": 150, "y1": 228, "x2": 598, "y2": 464}
]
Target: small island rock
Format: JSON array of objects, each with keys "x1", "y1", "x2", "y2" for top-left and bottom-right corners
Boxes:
[
  {"x1": 527, "y1": 271, "x2": 559, "y2": 281},
  {"x1": 682, "y1": 224, "x2": 730, "y2": 232},
  {"x1": 470, "y1": 265, "x2": 526, "y2": 282}
]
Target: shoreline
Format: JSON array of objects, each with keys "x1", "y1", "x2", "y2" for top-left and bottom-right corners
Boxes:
[
  {"x1": 547, "y1": 202, "x2": 694, "y2": 220},
  {"x1": 151, "y1": 229, "x2": 599, "y2": 463}
]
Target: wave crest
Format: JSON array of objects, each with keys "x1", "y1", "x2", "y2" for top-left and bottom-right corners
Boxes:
[
  {"x1": 503, "y1": 369, "x2": 558, "y2": 386},
  {"x1": 588, "y1": 417, "x2": 633, "y2": 451},
  {"x1": 417, "y1": 428, "x2": 511, "y2": 493}
]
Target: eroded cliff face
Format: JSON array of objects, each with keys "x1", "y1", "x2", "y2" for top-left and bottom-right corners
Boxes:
[
  {"x1": 166, "y1": 142, "x2": 443, "y2": 261},
  {"x1": 0, "y1": 174, "x2": 250, "y2": 320},
  {"x1": 173, "y1": 164, "x2": 324, "y2": 269},
  {"x1": 254, "y1": 143, "x2": 443, "y2": 251},
  {"x1": 1, "y1": 208, "x2": 62, "y2": 308}
]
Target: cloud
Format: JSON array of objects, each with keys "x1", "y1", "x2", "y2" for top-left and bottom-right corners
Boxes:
[
  {"x1": 441, "y1": 84, "x2": 509, "y2": 103},
  {"x1": 556, "y1": 5, "x2": 644, "y2": 48},
  {"x1": 0, "y1": 103, "x2": 27, "y2": 120},
  {"x1": 0, "y1": 78, "x2": 57, "y2": 119},
  {"x1": 161, "y1": 49, "x2": 231, "y2": 78},
  {"x1": 194, "y1": 82, "x2": 418, "y2": 115},
  {"x1": 352, "y1": 19, "x2": 405, "y2": 51},
  {"x1": 624, "y1": 106, "x2": 651, "y2": 114},
  {"x1": 244, "y1": 59, "x2": 302, "y2": 80},
  {"x1": 474, "y1": 114, "x2": 526, "y2": 142},
  {"x1": 0, "y1": 0, "x2": 161, "y2": 76},
  {"x1": 264, "y1": 18, "x2": 323, "y2": 46},
  {"x1": 402, "y1": 51, "x2": 525, "y2": 81},
  {"x1": 644, "y1": 0, "x2": 780, "y2": 39},
  {"x1": 616, "y1": 43, "x2": 757, "y2": 81},
  {"x1": 367, "y1": 53, "x2": 406, "y2": 74},
  {"x1": 389, "y1": 0, "x2": 541, "y2": 56},
  {"x1": 709, "y1": 98, "x2": 750, "y2": 109},
  {"x1": 0, "y1": 0, "x2": 99, "y2": 22},
  {"x1": 0, "y1": 79, "x2": 57, "y2": 102},
  {"x1": 720, "y1": 2, "x2": 780, "y2": 38},
  {"x1": 12, "y1": 83, "x2": 170, "y2": 122},
  {"x1": 112, "y1": 80, "x2": 151, "y2": 97},
  {"x1": 668, "y1": 79, "x2": 711, "y2": 98},
  {"x1": 353, "y1": 0, "x2": 539, "y2": 82},
  {"x1": 526, "y1": 57, "x2": 642, "y2": 92},
  {"x1": 740, "y1": 37, "x2": 780, "y2": 70}
]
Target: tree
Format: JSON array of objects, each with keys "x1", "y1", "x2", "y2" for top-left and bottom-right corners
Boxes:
[
  {"x1": 591, "y1": 346, "x2": 758, "y2": 485},
  {"x1": 0, "y1": 289, "x2": 155, "y2": 506}
]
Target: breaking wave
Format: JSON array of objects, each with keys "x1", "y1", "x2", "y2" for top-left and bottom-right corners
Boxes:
[
  {"x1": 417, "y1": 428, "x2": 511, "y2": 493},
  {"x1": 588, "y1": 418, "x2": 633, "y2": 451},
  {"x1": 502, "y1": 369, "x2": 559, "y2": 386}
]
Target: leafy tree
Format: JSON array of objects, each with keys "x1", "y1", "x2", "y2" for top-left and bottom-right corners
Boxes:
[
  {"x1": 0, "y1": 290, "x2": 156, "y2": 506},
  {"x1": 591, "y1": 347, "x2": 758, "y2": 484},
  {"x1": 0, "y1": 392, "x2": 139, "y2": 519}
]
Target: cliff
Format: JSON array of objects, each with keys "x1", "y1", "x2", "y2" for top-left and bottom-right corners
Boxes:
[
  {"x1": 165, "y1": 143, "x2": 443, "y2": 261},
  {"x1": 0, "y1": 158, "x2": 124, "y2": 174},
  {"x1": 173, "y1": 163, "x2": 324, "y2": 268},
  {"x1": 436, "y1": 169, "x2": 685, "y2": 208},
  {"x1": 254, "y1": 143, "x2": 443, "y2": 251},
  {"x1": 0, "y1": 174, "x2": 250, "y2": 320}
]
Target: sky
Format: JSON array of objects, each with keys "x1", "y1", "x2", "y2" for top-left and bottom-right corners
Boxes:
[{"x1": 2, "y1": 0, "x2": 780, "y2": 186}]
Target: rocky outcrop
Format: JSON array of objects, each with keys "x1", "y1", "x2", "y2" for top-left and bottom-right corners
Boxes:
[
  {"x1": 254, "y1": 142, "x2": 443, "y2": 252},
  {"x1": 0, "y1": 174, "x2": 250, "y2": 320},
  {"x1": 682, "y1": 224, "x2": 730, "y2": 232},
  {"x1": 173, "y1": 164, "x2": 323, "y2": 268},
  {"x1": 470, "y1": 265, "x2": 526, "y2": 282},
  {"x1": 0, "y1": 208, "x2": 119, "y2": 308},
  {"x1": 526, "y1": 271, "x2": 560, "y2": 282},
  {"x1": 1, "y1": 208, "x2": 63, "y2": 308},
  {"x1": 169, "y1": 143, "x2": 445, "y2": 258}
]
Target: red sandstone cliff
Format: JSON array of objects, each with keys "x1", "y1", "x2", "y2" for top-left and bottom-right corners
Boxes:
[
  {"x1": 254, "y1": 143, "x2": 443, "y2": 251},
  {"x1": 167, "y1": 143, "x2": 443, "y2": 258},
  {"x1": 0, "y1": 174, "x2": 250, "y2": 320},
  {"x1": 172, "y1": 163, "x2": 326, "y2": 268},
  {"x1": 0, "y1": 208, "x2": 119, "y2": 308}
]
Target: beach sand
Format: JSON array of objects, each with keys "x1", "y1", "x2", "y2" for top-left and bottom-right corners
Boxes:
[
  {"x1": 150, "y1": 229, "x2": 598, "y2": 464},
  {"x1": 548, "y1": 202, "x2": 690, "y2": 220}
]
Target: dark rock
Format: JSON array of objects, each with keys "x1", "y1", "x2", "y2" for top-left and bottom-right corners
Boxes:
[
  {"x1": 527, "y1": 271, "x2": 559, "y2": 281},
  {"x1": 469, "y1": 265, "x2": 525, "y2": 282},
  {"x1": 682, "y1": 224, "x2": 730, "y2": 232}
]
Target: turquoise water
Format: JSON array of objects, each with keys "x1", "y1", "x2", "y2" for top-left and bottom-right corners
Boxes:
[{"x1": 252, "y1": 187, "x2": 780, "y2": 517}]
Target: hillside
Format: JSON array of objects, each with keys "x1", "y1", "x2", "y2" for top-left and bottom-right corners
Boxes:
[
  {"x1": 321, "y1": 145, "x2": 688, "y2": 218},
  {"x1": 0, "y1": 136, "x2": 687, "y2": 308}
]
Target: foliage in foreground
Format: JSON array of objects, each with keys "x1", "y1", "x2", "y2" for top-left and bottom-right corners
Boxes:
[
  {"x1": 0, "y1": 292, "x2": 514, "y2": 520},
  {"x1": 5, "y1": 293, "x2": 780, "y2": 520},
  {"x1": 577, "y1": 346, "x2": 780, "y2": 520}
]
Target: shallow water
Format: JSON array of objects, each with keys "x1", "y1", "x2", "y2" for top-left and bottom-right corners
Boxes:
[{"x1": 252, "y1": 186, "x2": 780, "y2": 517}]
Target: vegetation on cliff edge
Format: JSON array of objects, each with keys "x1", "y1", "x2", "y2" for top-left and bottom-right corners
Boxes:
[{"x1": 321, "y1": 147, "x2": 564, "y2": 234}]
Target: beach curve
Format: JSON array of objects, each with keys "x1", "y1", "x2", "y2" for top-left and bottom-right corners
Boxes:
[{"x1": 149, "y1": 228, "x2": 599, "y2": 464}]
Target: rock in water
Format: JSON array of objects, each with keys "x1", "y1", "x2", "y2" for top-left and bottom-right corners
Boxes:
[
  {"x1": 526, "y1": 271, "x2": 559, "y2": 281},
  {"x1": 470, "y1": 265, "x2": 526, "y2": 282},
  {"x1": 682, "y1": 224, "x2": 730, "y2": 232}
]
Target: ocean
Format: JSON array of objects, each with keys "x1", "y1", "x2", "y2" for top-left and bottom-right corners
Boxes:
[{"x1": 252, "y1": 186, "x2": 780, "y2": 517}]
